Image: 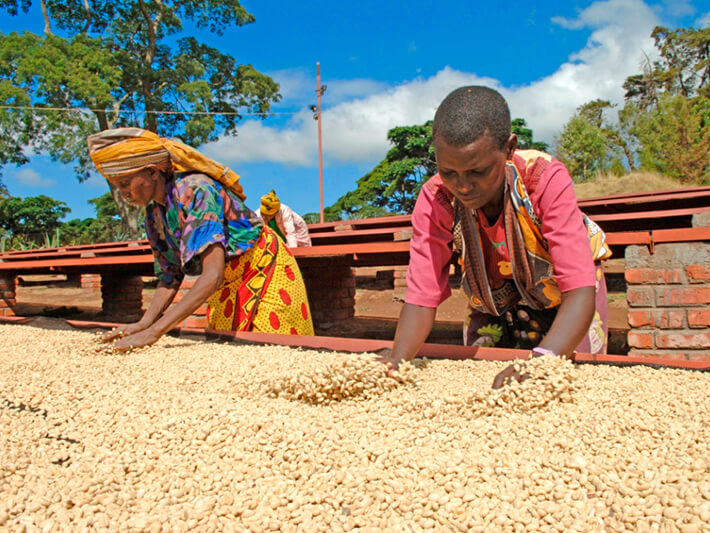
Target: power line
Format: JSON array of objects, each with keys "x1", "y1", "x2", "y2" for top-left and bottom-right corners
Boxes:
[{"x1": 0, "y1": 105, "x2": 305, "y2": 116}]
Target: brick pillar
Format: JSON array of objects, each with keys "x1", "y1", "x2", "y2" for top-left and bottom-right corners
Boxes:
[
  {"x1": 393, "y1": 266, "x2": 408, "y2": 302},
  {"x1": 300, "y1": 265, "x2": 355, "y2": 327},
  {"x1": 625, "y1": 238, "x2": 710, "y2": 361},
  {"x1": 81, "y1": 273, "x2": 102, "y2": 291},
  {"x1": 65, "y1": 274, "x2": 82, "y2": 287},
  {"x1": 174, "y1": 276, "x2": 209, "y2": 329},
  {"x1": 101, "y1": 275, "x2": 143, "y2": 322},
  {"x1": 0, "y1": 273, "x2": 17, "y2": 317}
]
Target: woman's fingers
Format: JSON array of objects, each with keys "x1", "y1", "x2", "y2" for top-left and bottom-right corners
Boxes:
[{"x1": 101, "y1": 328, "x2": 124, "y2": 342}]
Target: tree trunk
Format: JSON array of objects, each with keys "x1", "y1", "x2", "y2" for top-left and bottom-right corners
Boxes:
[
  {"x1": 107, "y1": 182, "x2": 144, "y2": 240},
  {"x1": 40, "y1": 0, "x2": 52, "y2": 35},
  {"x1": 622, "y1": 145, "x2": 636, "y2": 171}
]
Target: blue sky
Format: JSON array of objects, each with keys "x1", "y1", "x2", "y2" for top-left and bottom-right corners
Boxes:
[{"x1": 1, "y1": 0, "x2": 708, "y2": 220}]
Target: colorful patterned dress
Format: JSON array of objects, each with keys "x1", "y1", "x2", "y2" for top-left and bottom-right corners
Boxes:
[{"x1": 144, "y1": 172, "x2": 314, "y2": 335}]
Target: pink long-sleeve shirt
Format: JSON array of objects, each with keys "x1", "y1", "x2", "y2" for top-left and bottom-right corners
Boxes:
[{"x1": 406, "y1": 151, "x2": 596, "y2": 308}]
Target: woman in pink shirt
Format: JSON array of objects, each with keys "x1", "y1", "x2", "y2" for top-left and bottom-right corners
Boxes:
[{"x1": 381, "y1": 86, "x2": 611, "y2": 388}]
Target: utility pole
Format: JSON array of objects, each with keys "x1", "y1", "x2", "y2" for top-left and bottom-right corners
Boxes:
[{"x1": 316, "y1": 62, "x2": 326, "y2": 223}]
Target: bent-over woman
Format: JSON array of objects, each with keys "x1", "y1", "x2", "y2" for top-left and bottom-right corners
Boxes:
[{"x1": 88, "y1": 128, "x2": 314, "y2": 350}]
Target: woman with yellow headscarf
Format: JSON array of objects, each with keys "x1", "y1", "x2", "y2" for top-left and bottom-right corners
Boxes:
[
  {"x1": 257, "y1": 190, "x2": 312, "y2": 248},
  {"x1": 87, "y1": 128, "x2": 314, "y2": 350}
]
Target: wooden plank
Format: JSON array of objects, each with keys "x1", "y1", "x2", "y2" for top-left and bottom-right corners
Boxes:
[
  {"x1": 64, "y1": 320, "x2": 710, "y2": 368},
  {"x1": 0, "y1": 255, "x2": 154, "y2": 271},
  {"x1": 578, "y1": 185, "x2": 710, "y2": 207},
  {"x1": 292, "y1": 241, "x2": 411, "y2": 258},
  {"x1": 589, "y1": 205, "x2": 710, "y2": 222}
]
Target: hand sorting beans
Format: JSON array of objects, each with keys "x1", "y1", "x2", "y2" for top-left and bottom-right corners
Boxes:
[{"x1": 1, "y1": 324, "x2": 709, "y2": 532}]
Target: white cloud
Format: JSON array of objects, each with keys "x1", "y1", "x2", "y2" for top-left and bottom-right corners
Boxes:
[
  {"x1": 697, "y1": 10, "x2": 709, "y2": 25},
  {"x1": 208, "y1": 0, "x2": 661, "y2": 167},
  {"x1": 11, "y1": 168, "x2": 56, "y2": 187}
]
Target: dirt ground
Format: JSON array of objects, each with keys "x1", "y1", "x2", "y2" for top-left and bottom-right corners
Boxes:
[{"x1": 12, "y1": 270, "x2": 629, "y2": 353}]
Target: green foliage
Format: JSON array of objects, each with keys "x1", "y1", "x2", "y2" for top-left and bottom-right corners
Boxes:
[
  {"x1": 0, "y1": 0, "x2": 280, "y2": 237},
  {"x1": 633, "y1": 94, "x2": 710, "y2": 184},
  {"x1": 555, "y1": 25, "x2": 709, "y2": 186},
  {"x1": 512, "y1": 118, "x2": 549, "y2": 151},
  {"x1": 624, "y1": 26, "x2": 710, "y2": 107},
  {"x1": 0, "y1": 194, "x2": 70, "y2": 238},
  {"x1": 477, "y1": 323, "x2": 503, "y2": 347},
  {"x1": 61, "y1": 191, "x2": 134, "y2": 244},
  {"x1": 555, "y1": 115, "x2": 608, "y2": 181},
  {"x1": 88, "y1": 191, "x2": 120, "y2": 220}
]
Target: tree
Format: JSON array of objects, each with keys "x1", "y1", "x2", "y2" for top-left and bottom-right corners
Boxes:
[
  {"x1": 555, "y1": 115, "x2": 608, "y2": 181},
  {"x1": 379, "y1": 122, "x2": 437, "y2": 213},
  {"x1": 633, "y1": 94, "x2": 710, "y2": 183},
  {"x1": 0, "y1": 194, "x2": 70, "y2": 239},
  {"x1": 0, "y1": 0, "x2": 280, "y2": 237},
  {"x1": 576, "y1": 99, "x2": 633, "y2": 172},
  {"x1": 624, "y1": 26, "x2": 710, "y2": 108},
  {"x1": 511, "y1": 118, "x2": 549, "y2": 151}
]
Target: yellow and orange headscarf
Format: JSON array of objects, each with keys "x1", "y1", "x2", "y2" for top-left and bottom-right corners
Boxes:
[
  {"x1": 260, "y1": 190, "x2": 281, "y2": 216},
  {"x1": 86, "y1": 127, "x2": 245, "y2": 200}
]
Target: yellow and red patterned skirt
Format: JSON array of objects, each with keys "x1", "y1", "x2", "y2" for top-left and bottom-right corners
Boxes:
[{"x1": 207, "y1": 227, "x2": 314, "y2": 335}]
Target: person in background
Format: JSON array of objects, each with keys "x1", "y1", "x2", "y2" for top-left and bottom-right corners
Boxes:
[
  {"x1": 258, "y1": 190, "x2": 312, "y2": 248},
  {"x1": 88, "y1": 128, "x2": 314, "y2": 351},
  {"x1": 379, "y1": 86, "x2": 611, "y2": 388}
]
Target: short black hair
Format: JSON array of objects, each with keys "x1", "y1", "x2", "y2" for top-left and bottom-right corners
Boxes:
[{"x1": 432, "y1": 86, "x2": 511, "y2": 149}]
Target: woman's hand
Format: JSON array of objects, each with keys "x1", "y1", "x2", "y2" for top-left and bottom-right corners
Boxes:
[
  {"x1": 492, "y1": 363, "x2": 531, "y2": 389},
  {"x1": 109, "y1": 327, "x2": 162, "y2": 352},
  {"x1": 102, "y1": 322, "x2": 147, "y2": 343},
  {"x1": 375, "y1": 348, "x2": 405, "y2": 377}
]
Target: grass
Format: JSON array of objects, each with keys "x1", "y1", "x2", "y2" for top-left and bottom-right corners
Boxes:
[
  {"x1": 607, "y1": 292, "x2": 627, "y2": 303},
  {"x1": 574, "y1": 171, "x2": 688, "y2": 199}
]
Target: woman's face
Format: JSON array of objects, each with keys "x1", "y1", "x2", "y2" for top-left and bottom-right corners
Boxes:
[
  {"x1": 115, "y1": 167, "x2": 164, "y2": 207},
  {"x1": 434, "y1": 134, "x2": 516, "y2": 211}
]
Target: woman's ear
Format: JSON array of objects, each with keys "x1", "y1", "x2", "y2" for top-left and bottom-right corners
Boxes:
[{"x1": 506, "y1": 134, "x2": 518, "y2": 159}]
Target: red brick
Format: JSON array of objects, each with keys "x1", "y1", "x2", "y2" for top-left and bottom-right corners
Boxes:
[
  {"x1": 182, "y1": 316, "x2": 208, "y2": 329},
  {"x1": 628, "y1": 351, "x2": 687, "y2": 360},
  {"x1": 656, "y1": 333, "x2": 710, "y2": 349},
  {"x1": 329, "y1": 308, "x2": 354, "y2": 320},
  {"x1": 627, "y1": 286, "x2": 654, "y2": 307},
  {"x1": 0, "y1": 307, "x2": 16, "y2": 317},
  {"x1": 628, "y1": 332, "x2": 653, "y2": 349},
  {"x1": 686, "y1": 264, "x2": 710, "y2": 282},
  {"x1": 173, "y1": 292, "x2": 184, "y2": 303},
  {"x1": 2, "y1": 291, "x2": 16, "y2": 300},
  {"x1": 331, "y1": 288, "x2": 352, "y2": 299},
  {"x1": 0, "y1": 298, "x2": 16, "y2": 308},
  {"x1": 628, "y1": 309, "x2": 685, "y2": 328},
  {"x1": 650, "y1": 310, "x2": 685, "y2": 329},
  {"x1": 180, "y1": 279, "x2": 196, "y2": 289},
  {"x1": 657, "y1": 287, "x2": 710, "y2": 306},
  {"x1": 191, "y1": 304, "x2": 209, "y2": 317},
  {"x1": 338, "y1": 297, "x2": 355, "y2": 309},
  {"x1": 625, "y1": 268, "x2": 683, "y2": 284},
  {"x1": 688, "y1": 309, "x2": 710, "y2": 328},
  {"x1": 0, "y1": 278, "x2": 16, "y2": 290},
  {"x1": 627, "y1": 310, "x2": 651, "y2": 327},
  {"x1": 686, "y1": 352, "x2": 710, "y2": 361}
]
